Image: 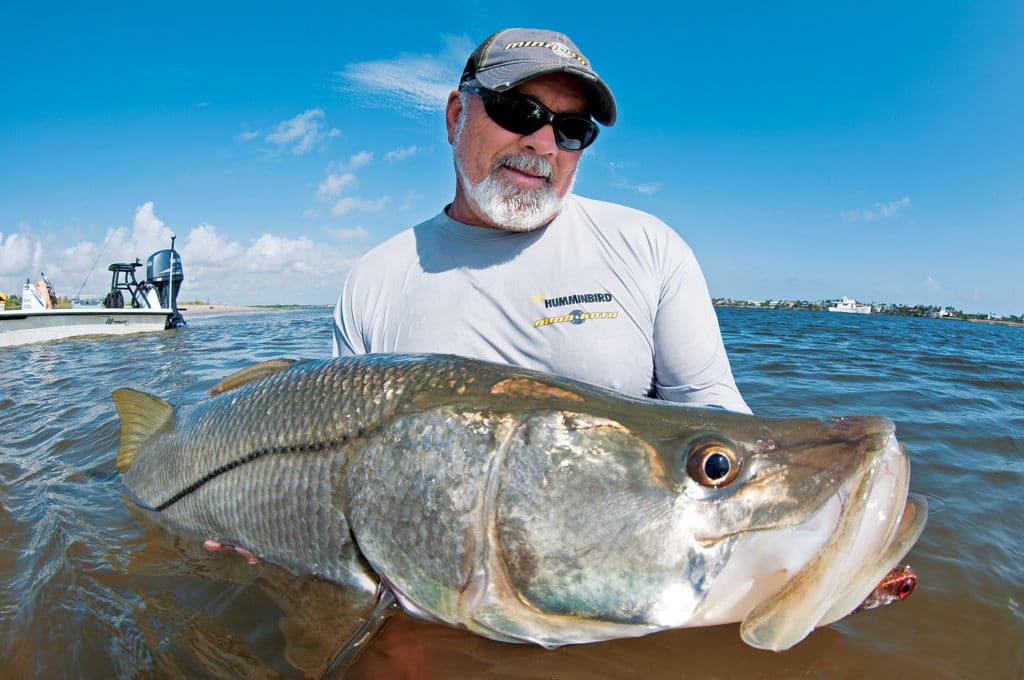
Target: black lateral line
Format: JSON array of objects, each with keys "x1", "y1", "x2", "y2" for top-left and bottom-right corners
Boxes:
[{"x1": 154, "y1": 438, "x2": 339, "y2": 511}]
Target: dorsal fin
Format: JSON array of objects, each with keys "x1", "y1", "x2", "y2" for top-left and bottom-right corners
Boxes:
[
  {"x1": 208, "y1": 359, "x2": 299, "y2": 396},
  {"x1": 112, "y1": 388, "x2": 175, "y2": 472}
]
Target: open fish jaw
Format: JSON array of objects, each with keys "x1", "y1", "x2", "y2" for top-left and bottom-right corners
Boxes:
[
  {"x1": 735, "y1": 430, "x2": 925, "y2": 650},
  {"x1": 820, "y1": 492, "x2": 927, "y2": 625}
]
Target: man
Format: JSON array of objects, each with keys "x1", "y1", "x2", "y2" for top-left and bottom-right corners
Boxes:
[{"x1": 333, "y1": 28, "x2": 750, "y2": 413}]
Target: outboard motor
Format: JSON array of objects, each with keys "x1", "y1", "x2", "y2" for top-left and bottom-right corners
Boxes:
[{"x1": 145, "y1": 236, "x2": 187, "y2": 328}]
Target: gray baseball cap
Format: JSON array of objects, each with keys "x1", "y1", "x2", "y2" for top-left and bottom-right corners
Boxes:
[{"x1": 460, "y1": 28, "x2": 617, "y2": 126}]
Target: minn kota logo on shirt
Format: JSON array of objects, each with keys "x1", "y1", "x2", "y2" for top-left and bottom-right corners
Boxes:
[{"x1": 531, "y1": 292, "x2": 619, "y2": 328}]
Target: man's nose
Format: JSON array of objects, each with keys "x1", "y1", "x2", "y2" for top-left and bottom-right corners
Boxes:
[{"x1": 519, "y1": 124, "x2": 559, "y2": 156}]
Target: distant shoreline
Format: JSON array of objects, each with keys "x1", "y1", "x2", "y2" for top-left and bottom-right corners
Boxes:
[
  {"x1": 179, "y1": 304, "x2": 327, "y2": 316},
  {"x1": 713, "y1": 302, "x2": 1023, "y2": 328}
]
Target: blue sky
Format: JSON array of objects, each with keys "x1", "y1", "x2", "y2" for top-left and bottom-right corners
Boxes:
[{"x1": 2, "y1": 2, "x2": 1021, "y2": 315}]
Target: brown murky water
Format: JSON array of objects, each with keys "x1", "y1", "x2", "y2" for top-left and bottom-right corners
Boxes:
[{"x1": 1, "y1": 308, "x2": 1021, "y2": 678}]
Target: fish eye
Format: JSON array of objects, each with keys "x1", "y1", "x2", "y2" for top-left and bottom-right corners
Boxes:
[{"x1": 686, "y1": 440, "x2": 741, "y2": 487}]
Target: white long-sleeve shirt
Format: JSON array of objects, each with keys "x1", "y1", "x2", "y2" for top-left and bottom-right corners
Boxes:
[{"x1": 333, "y1": 194, "x2": 750, "y2": 413}]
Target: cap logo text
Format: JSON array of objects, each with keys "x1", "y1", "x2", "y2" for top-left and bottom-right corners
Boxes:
[{"x1": 503, "y1": 41, "x2": 590, "y2": 69}]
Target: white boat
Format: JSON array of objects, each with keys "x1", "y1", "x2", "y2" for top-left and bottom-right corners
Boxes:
[
  {"x1": 828, "y1": 297, "x2": 872, "y2": 314},
  {"x1": 0, "y1": 238, "x2": 187, "y2": 348},
  {"x1": 0, "y1": 308, "x2": 180, "y2": 347}
]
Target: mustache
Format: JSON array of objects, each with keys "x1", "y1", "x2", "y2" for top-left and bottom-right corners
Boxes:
[{"x1": 492, "y1": 153, "x2": 554, "y2": 181}]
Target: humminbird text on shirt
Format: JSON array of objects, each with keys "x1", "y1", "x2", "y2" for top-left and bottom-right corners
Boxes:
[{"x1": 543, "y1": 293, "x2": 614, "y2": 309}]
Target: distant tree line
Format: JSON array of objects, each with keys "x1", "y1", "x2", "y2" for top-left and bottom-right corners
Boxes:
[{"x1": 713, "y1": 298, "x2": 1023, "y2": 325}]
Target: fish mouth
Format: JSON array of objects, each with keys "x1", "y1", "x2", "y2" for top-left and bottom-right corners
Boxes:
[
  {"x1": 736, "y1": 431, "x2": 928, "y2": 650},
  {"x1": 688, "y1": 426, "x2": 921, "y2": 655}
]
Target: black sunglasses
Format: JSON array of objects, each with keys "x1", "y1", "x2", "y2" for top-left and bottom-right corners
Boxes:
[{"x1": 461, "y1": 85, "x2": 599, "y2": 151}]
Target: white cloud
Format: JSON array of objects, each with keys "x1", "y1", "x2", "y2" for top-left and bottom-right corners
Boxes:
[
  {"x1": 1, "y1": 202, "x2": 178, "y2": 300},
  {"x1": 340, "y1": 35, "x2": 472, "y2": 113},
  {"x1": 328, "y1": 226, "x2": 370, "y2": 241},
  {"x1": 181, "y1": 228, "x2": 357, "y2": 304},
  {"x1": 184, "y1": 223, "x2": 246, "y2": 263},
  {"x1": 346, "y1": 151, "x2": 373, "y2": 169},
  {"x1": 331, "y1": 197, "x2": 389, "y2": 216},
  {"x1": 178, "y1": 223, "x2": 361, "y2": 303},
  {"x1": 385, "y1": 145, "x2": 419, "y2": 162},
  {"x1": 612, "y1": 177, "x2": 662, "y2": 195},
  {"x1": 266, "y1": 109, "x2": 328, "y2": 154},
  {"x1": 925, "y1": 276, "x2": 942, "y2": 291},
  {"x1": 398, "y1": 188, "x2": 423, "y2": 211},
  {"x1": 876, "y1": 197, "x2": 911, "y2": 218},
  {"x1": 841, "y1": 196, "x2": 911, "y2": 222},
  {"x1": 604, "y1": 157, "x2": 659, "y2": 195},
  {"x1": 1, "y1": 203, "x2": 360, "y2": 306},
  {"x1": 131, "y1": 201, "x2": 176, "y2": 250},
  {"x1": 247, "y1": 233, "x2": 319, "y2": 272},
  {"x1": 315, "y1": 153, "x2": 387, "y2": 218},
  {"x1": 317, "y1": 173, "x2": 357, "y2": 201},
  {"x1": 0, "y1": 230, "x2": 43, "y2": 278}
]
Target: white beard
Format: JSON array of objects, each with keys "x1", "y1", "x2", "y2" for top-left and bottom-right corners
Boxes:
[{"x1": 453, "y1": 116, "x2": 572, "y2": 232}]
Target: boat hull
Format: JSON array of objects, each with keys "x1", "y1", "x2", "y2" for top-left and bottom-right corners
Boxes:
[{"x1": 0, "y1": 309, "x2": 174, "y2": 347}]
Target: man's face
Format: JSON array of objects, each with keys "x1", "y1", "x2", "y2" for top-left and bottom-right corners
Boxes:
[{"x1": 446, "y1": 73, "x2": 590, "y2": 231}]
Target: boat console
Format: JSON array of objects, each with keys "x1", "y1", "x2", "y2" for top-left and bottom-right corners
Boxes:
[{"x1": 102, "y1": 237, "x2": 187, "y2": 328}]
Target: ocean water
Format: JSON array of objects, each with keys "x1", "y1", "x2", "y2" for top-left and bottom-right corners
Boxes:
[{"x1": 0, "y1": 306, "x2": 1020, "y2": 678}]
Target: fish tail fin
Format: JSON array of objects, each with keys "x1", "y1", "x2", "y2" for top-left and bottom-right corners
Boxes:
[{"x1": 112, "y1": 388, "x2": 174, "y2": 472}]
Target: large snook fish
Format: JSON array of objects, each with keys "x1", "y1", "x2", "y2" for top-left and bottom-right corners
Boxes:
[{"x1": 113, "y1": 353, "x2": 926, "y2": 651}]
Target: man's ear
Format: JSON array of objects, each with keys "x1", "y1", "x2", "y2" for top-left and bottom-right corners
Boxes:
[{"x1": 445, "y1": 90, "x2": 463, "y2": 145}]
